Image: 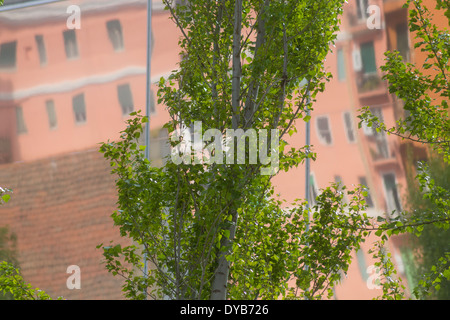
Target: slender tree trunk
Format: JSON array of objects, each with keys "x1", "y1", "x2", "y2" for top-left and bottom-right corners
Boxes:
[
  {"x1": 243, "y1": 0, "x2": 269, "y2": 128},
  {"x1": 210, "y1": 0, "x2": 242, "y2": 300},
  {"x1": 210, "y1": 208, "x2": 238, "y2": 300},
  {"x1": 230, "y1": 0, "x2": 242, "y2": 131}
]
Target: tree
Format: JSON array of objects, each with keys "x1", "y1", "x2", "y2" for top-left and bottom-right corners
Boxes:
[
  {"x1": 98, "y1": 0, "x2": 376, "y2": 300},
  {"x1": 100, "y1": 0, "x2": 450, "y2": 300},
  {"x1": 358, "y1": 0, "x2": 450, "y2": 299},
  {"x1": 405, "y1": 153, "x2": 450, "y2": 299},
  {"x1": 2, "y1": 0, "x2": 447, "y2": 301},
  {"x1": 101, "y1": 113, "x2": 376, "y2": 300}
]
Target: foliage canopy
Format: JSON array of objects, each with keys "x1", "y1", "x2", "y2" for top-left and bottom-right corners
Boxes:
[{"x1": 0, "y1": 0, "x2": 449, "y2": 301}]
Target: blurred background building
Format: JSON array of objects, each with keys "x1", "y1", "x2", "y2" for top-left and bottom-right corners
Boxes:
[{"x1": 0, "y1": 0, "x2": 442, "y2": 299}]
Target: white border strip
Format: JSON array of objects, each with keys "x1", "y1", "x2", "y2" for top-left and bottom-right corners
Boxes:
[{"x1": 0, "y1": 67, "x2": 171, "y2": 101}]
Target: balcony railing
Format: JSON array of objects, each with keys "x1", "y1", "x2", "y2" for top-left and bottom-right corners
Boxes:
[
  {"x1": 356, "y1": 72, "x2": 386, "y2": 94},
  {"x1": 347, "y1": 11, "x2": 366, "y2": 28}
]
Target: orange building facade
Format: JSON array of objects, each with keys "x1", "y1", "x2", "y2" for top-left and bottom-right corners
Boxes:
[{"x1": 0, "y1": 0, "x2": 440, "y2": 299}]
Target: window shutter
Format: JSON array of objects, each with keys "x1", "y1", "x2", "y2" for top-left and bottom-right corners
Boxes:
[{"x1": 360, "y1": 41, "x2": 376, "y2": 74}]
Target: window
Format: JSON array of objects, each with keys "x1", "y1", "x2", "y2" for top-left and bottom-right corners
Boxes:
[
  {"x1": 383, "y1": 173, "x2": 402, "y2": 213},
  {"x1": 35, "y1": 35, "x2": 47, "y2": 65},
  {"x1": 376, "y1": 133, "x2": 389, "y2": 159},
  {"x1": 106, "y1": 19, "x2": 124, "y2": 51},
  {"x1": 149, "y1": 89, "x2": 156, "y2": 114},
  {"x1": 360, "y1": 41, "x2": 376, "y2": 74},
  {"x1": 334, "y1": 175, "x2": 345, "y2": 192},
  {"x1": 72, "y1": 93, "x2": 86, "y2": 124},
  {"x1": 356, "y1": 0, "x2": 369, "y2": 20},
  {"x1": 159, "y1": 128, "x2": 171, "y2": 165},
  {"x1": 337, "y1": 48, "x2": 346, "y2": 81},
  {"x1": 63, "y1": 30, "x2": 79, "y2": 59},
  {"x1": 316, "y1": 116, "x2": 332, "y2": 145},
  {"x1": 343, "y1": 112, "x2": 356, "y2": 143},
  {"x1": 359, "y1": 176, "x2": 374, "y2": 208},
  {"x1": 308, "y1": 173, "x2": 319, "y2": 206},
  {"x1": 0, "y1": 41, "x2": 17, "y2": 69},
  {"x1": 117, "y1": 83, "x2": 134, "y2": 115},
  {"x1": 371, "y1": 107, "x2": 389, "y2": 159},
  {"x1": 16, "y1": 106, "x2": 27, "y2": 134},
  {"x1": 356, "y1": 249, "x2": 369, "y2": 281},
  {"x1": 334, "y1": 175, "x2": 343, "y2": 186},
  {"x1": 334, "y1": 175, "x2": 346, "y2": 200},
  {"x1": 46, "y1": 99, "x2": 57, "y2": 129},
  {"x1": 396, "y1": 23, "x2": 409, "y2": 61}
]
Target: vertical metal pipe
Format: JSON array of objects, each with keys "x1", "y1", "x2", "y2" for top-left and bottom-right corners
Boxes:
[
  {"x1": 143, "y1": 0, "x2": 152, "y2": 287},
  {"x1": 305, "y1": 84, "x2": 311, "y2": 231},
  {"x1": 303, "y1": 82, "x2": 312, "y2": 301},
  {"x1": 145, "y1": 0, "x2": 152, "y2": 162}
]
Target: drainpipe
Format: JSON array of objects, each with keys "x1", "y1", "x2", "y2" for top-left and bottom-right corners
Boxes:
[
  {"x1": 305, "y1": 82, "x2": 311, "y2": 230},
  {"x1": 143, "y1": 0, "x2": 152, "y2": 295}
]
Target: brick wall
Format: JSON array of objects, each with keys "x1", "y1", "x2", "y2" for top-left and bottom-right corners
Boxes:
[{"x1": 0, "y1": 147, "x2": 131, "y2": 299}]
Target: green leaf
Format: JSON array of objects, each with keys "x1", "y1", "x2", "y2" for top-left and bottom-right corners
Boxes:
[{"x1": 1, "y1": 194, "x2": 10, "y2": 203}]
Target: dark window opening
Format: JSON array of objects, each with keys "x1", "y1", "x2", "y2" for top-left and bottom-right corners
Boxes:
[
  {"x1": 117, "y1": 83, "x2": 134, "y2": 116},
  {"x1": 316, "y1": 116, "x2": 332, "y2": 145},
  {"x1": 46, "y1": 100, "x2": 57, "y2": 129},
  {"x1": 107, "y1": 20, "x2": 124, "y2": 51},
  {"x1": 383, "y1": 173, "x2": 402, "y2": 213},
  {"x1": 396, "y1": 23, "x2": 410, "y2": 61},
  {"x1": 343, "y1": 112, "x2": 356, "y2": 142},
  {"x1": 35, "y1": 35, "x2": 47, "y2": 65},
  {"x1": 72, "y1": 93, "x2": 86, "y2": 123},
  {"x1": 359, "y1": 176, "x2": 374, "y2": 208},
  {"x1": 356, "y1": 0, "x2": 370, "y2": 20},
  {"x1": 16, "y1": 106, "x2": 27, "y2": 134},
  {"x1": 0, "y1": 41, "x2": 17, "y2": 69},
  {"x1": 63, "y1": 30, "x2": 79, "y2": 59}
]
